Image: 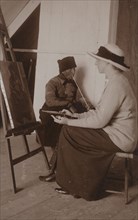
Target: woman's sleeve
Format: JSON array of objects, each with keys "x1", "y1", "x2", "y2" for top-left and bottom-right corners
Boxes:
[{"x1": 67, "y1": 82, "x2": 123, "y2": 128}]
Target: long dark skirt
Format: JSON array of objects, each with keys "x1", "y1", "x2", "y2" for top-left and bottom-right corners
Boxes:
[{"x1": 56, "y1": 125, "x2": 122, "y2": 201}]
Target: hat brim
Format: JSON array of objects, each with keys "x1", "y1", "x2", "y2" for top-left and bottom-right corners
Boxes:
[{"x1": 88, "y1": 52, "x2": 130, "y2": 72}]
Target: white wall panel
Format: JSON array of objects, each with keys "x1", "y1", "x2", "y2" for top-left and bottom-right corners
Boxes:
[
  {"x1": 34, "y1": 0, "x2": 117, "y2": 119},
  {"x1": 1, "y1": 0, "x2": 29, "y2": 26}
]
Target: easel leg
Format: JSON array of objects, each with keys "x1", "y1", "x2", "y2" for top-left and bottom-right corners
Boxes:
[
  {"x1": 7, "y1": 138, "x2": 22, "y2": 193},
  {"x1": 7, "y1": 138, "x2": 19, "y2": 193},
  {"x1": 23, "y1": 135, "x2": 30, "y2": 153},
  {"x1": 24, "y1": 133, "x2": 50, "y2": 169},
  {"x1": 36, "y1": 131, "x2": 50, "y2": 170}
]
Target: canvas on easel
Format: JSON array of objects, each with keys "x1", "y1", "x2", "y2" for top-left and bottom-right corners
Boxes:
[
  {"x1": 0, "y1": 61, "x2": 50, "y2": 193},
  {"x1": 0, "y1": 7, "x2": 50, "y2": 194},
  {"x1": 0, "y1": 61, "x2": 36, "y2": 129}
]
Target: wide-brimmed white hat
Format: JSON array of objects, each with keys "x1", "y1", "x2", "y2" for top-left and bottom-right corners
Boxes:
[{"x1": 88, "y1": 44, "x2": 130, "y2": 72}]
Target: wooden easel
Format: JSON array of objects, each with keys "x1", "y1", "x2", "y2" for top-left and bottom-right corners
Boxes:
[{"x1": 0, "y1": 7, "x2": 50, "y2": 193}]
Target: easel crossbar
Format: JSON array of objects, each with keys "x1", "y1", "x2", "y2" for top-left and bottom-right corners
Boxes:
[{"x1": 10, "y1": 147, "x2": 45, "y2": 165}]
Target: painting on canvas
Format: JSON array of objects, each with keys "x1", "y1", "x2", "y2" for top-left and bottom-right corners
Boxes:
[{"x1": 0, "y1": 61, "x2": 36, "y2": 128}]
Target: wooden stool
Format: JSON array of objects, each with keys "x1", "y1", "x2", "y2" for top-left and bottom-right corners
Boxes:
[
  {"x1": 107, "y1": 152, "x2": 135, "y2": 204},
  {"x1": 116, "y1": 152, "x2": 134, "y2": 204}
]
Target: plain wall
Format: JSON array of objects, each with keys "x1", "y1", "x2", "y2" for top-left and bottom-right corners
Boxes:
[{"x1": 33, "y1": 0, "x2": 118, "y2": 119}]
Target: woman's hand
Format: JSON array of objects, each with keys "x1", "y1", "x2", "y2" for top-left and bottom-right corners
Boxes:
[
  {"x1": 52, "y1": 115, "x2": 68, "y2": 124},
  {"x1": 61, "y1": 109, "x2": 73, "y2": 117}
]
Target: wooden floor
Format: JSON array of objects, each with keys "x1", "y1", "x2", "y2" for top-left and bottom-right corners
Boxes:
[{"x1": 0, "y1": 126, "x2": 138, "y2": 220}]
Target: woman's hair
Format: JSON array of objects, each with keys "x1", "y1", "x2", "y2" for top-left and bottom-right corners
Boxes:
[{"x1": 112, "y1": 64, "x2": 123, "y2": 72}]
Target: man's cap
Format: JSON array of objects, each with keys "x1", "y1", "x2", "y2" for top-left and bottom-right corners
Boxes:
[{"x1": 58, "y1": 56, "x2": 77, "y2": 73}]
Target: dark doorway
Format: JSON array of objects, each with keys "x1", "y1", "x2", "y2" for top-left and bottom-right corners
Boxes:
[{"x1": 10, "y1": 4, "x2": 41, "y2": 103}]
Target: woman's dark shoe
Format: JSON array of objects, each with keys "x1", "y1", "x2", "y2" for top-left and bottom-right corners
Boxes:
[
  {"x1": 55, "y1": 187, "x2": 69, "y2": 194},
  {"x1": 39, "y1": 172, "x2": 55, "y2": 182},
  {"x1": 73, "y1": 195, "x2": 81, "y2": 199}
]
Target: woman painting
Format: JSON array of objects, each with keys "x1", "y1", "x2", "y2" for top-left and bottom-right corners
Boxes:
[{"x1": 52, "y1": 44, "x2": 137, "y2": 201}]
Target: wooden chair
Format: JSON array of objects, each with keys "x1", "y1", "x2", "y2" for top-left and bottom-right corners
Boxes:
[{"x1": 106, "y1": 151, "x2": 137, "y2": 204}]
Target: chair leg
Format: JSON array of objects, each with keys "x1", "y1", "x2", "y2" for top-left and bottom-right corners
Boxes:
[
  {"x1": 128, "y1": 159, "x2": 133, "y2": 185},
  {"x1": 124, "y1": 158, "x2": 129, "y2": 204}
]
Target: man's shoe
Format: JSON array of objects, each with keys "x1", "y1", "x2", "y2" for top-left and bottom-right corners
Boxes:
[
  {"x1": 39, "y1": 173, "x2": 55, "y2": 182},
  {"x1": 55, "y1": 187, "x2": 69, "y2": 194}
]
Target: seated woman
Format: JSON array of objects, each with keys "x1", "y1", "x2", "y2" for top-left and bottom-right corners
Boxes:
[{"x1": 52, "y1": 44, "x2": 137, "y2": 201}]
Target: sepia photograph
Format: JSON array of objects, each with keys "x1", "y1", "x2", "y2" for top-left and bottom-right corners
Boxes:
[{"x1": 0, "y1": 0, "x2": 138, "y2": 220}]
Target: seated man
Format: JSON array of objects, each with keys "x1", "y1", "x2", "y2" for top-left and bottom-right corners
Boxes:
[{"x1": 38, "y1": 56, "x2": 87, "y2": 182}]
